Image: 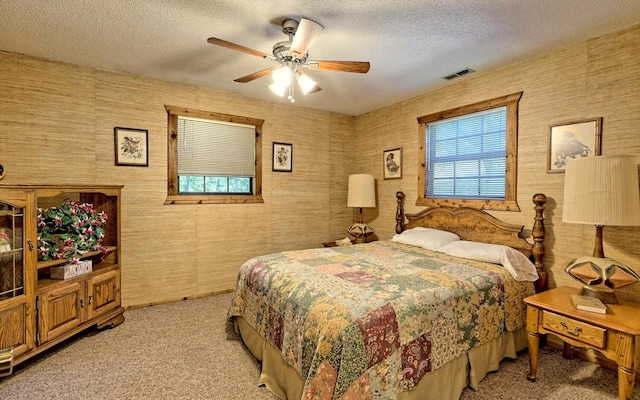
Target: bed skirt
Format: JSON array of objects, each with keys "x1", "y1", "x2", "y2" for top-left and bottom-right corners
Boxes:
[{"x1": 234, "y1": 317, "x2": 528, "y2": 400}]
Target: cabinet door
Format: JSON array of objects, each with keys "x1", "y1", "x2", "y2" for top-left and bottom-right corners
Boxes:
[
  {"x1": 0, "y1": 298, "x2": 30, "y2": 357},
  {"x1": 37, "y1": 282, "x2": 85, "y2": 344},
  {"x1": 0, "y1": 193, "x2": 35, "y2": 357},
  {"x1": 87, "y1": 269, "x2": 120, "y2": 320}
]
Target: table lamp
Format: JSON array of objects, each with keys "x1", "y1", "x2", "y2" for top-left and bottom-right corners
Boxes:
[
  {"x1": 347, "y1": 174, "x2": 376, "y2": 243},
  {"x1": 562, "y1": 155, "x2": 640, "y2": 304}
]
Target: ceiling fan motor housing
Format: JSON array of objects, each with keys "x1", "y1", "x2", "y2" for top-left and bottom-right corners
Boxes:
[
  {"x1": 281, "y1": 19, "x2": 298, "y2": 35},
  {"x1": 273, "y1": 41, "x2": 307, "y2": 64}
]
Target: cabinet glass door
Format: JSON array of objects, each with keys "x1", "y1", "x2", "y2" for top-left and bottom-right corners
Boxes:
[
  {"x1": 0, "y1": 196, "x2": 32, "y2": 357},
  {"x1": 0, "y1": 203, "x2": 24, "y2": 300}
]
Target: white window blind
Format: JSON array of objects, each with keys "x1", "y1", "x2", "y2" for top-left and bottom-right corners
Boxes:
[
  {"x1": 177, "y1": 117, "x2": 255, "y2": 177},
  {"x1": 426, "y1": 106, "x2": 506, "y2": 199}
]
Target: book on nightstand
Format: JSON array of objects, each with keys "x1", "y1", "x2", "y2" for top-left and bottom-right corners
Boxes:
[{"x1": 571, "y1": 294, "x2": 607, "y2": 314}]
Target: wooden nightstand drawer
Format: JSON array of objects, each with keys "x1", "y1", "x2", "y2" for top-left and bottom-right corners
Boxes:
[{"x1": 542, "y1": 310, "x2": 606, "y2": 348}]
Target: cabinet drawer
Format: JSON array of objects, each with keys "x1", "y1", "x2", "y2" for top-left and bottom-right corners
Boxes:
[{"x1": 542, "y1": 310, "x2": 606, "y2": 348}]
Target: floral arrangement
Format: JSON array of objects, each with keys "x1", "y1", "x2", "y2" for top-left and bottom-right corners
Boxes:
[{"x1": 37, "y1": 198, "x2": 108, "y2": 261}]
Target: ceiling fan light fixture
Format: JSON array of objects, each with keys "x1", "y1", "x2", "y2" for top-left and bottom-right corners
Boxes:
[
  {"x1": 297, "y1": 73, "x2": 317, "y2": 95},
  {"x1": 272, "y1": 65, "x2": 292, "y2": 86},
  {"x1": 269, "y1": 82, "x2": 287, "y2": 97}
]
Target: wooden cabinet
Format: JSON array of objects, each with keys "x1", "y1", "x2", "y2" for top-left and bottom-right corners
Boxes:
[
  {"x1": 0, "y1": 185, "x2": 124, "y2": 372},
  {"x1": 525, "y1": 286, "x2": 640, "y2": 400}
]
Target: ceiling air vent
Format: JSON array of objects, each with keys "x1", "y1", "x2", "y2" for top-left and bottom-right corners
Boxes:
[{"x1": 443, "y1": 68, "x2": 475, "y2": 80}]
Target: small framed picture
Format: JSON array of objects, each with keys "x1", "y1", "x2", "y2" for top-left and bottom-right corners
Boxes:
[
  {"x1": 115, "y1": 127, "x2": 149, "y2": 167},
  {"x1": 272, "y1": 142, "x2": 292, "y2": 172},
  {"x1": 547, "y1": 118, "x2": 602, "y2": 173},
  {"x1": 383, "y1": 147, "x2": 402, "y2": 179}
]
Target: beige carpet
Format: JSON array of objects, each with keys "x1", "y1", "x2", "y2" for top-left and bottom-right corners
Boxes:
[{"x1": 0, "y1": 293, "x2": 632, "y2": 399}]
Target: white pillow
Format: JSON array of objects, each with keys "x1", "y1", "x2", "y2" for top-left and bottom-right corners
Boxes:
[
  {"x1": 438, "y1": 240, "x2": 538, "y2": 282},
  {"x1": 391, "y1": 227, "x2": 460, "y2": 251}
]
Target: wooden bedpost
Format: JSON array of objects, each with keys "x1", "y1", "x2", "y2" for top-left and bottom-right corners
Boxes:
[
  {"x1": 395, "y1": 191, "x2": 406, "y2": 234},
  {"x1": 532, "y1": 193, "x2": 547, "y2": 292}
]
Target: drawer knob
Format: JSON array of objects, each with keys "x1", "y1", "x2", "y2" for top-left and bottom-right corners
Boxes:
[{"x1": 560, "y1": 321, "x2": 582, "y2": 336}]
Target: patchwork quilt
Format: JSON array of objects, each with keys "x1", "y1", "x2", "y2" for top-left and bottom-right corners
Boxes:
[{"x1": 228, "y1": 241, "x2": 534, "y2": 399}]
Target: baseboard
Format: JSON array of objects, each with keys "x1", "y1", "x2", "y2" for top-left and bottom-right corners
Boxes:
[{"x1": 124, "y1": 289, "x2": 234, "y2": 310}]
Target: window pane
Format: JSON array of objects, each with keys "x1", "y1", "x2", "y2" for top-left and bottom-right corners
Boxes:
[
  {"x1": 179, "y1": 176, "x2": 204, "y2": 192},
  {"x1": 426, "y1": 106, "x2": 507, "y2": 199},
  {"x1": 455, "y1": 178, "x2": 479, "y2": 196},
  {"x1": 205, "y1": 177, "x2": 228, "y2": 193},
  {"x1": 433, "y1": 162, "x2": 454, "y2": 178},
  {"x1": 434, "y1": 138, "x2": 457, "y2": 158},
  {"x1": 457, "y1": 137, "x2": 481, "y2": 155},
  {"x1": 229, "y1": 177, "x2": 250, "y2": 193},
  {"x1": 455, "y1": 160, "x2": 479, "y2": 177},
  {"x1": 432, "y1": 179, "x2": 453, "y2": 196}
]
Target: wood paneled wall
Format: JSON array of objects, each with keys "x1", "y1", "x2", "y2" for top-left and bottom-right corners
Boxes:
[
  {"x1": 359, "y1": 23, "x2": 640, "y2": 302},
  {"x1": 0, "y1": 51, "x2": 355, "y2": 307},
  {"x1": 3, "y1": 22, "x2": 640, "y2": 306}
]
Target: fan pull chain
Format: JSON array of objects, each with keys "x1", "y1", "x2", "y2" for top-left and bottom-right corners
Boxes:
[{"x1": 288, "y1": 68, "x2": 295, "y2": 103}]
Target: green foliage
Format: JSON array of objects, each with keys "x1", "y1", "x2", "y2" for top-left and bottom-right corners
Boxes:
[{"x1": 37, "y1": 199, "x2": 108, "y2": 261}]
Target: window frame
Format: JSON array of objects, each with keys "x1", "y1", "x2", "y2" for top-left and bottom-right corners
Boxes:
[
  {"x1": 165, "y1": 106, "x2": 264, "y2": 204},
  {"x1": 416, "y1": 92, "x2": 522, "y2": 211}
]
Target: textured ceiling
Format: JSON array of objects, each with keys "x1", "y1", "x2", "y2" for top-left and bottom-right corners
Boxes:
[{"x1": 2, "y1": 0, "x2": 640, "y2": 116}]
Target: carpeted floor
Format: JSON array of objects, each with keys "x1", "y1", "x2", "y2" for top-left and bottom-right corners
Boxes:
[{"x1": 0, "y1": 293, "x2": 634, "y2": 399}]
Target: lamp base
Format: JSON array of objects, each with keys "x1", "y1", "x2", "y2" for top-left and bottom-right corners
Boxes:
[
  {"x1": 579, "y1": 285, "x2": 618, "y2": 305},
  {"x1": 348, "y1": 223, "x2": 375, "y2": 244}
]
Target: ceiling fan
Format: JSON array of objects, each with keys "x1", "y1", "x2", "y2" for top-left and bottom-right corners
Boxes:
[{"x1": 207, "y1": 18, "x2": 370, "y2": 102}]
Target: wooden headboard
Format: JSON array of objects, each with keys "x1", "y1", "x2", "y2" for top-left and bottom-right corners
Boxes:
[{"x1": 395, "y1": 192, "x2": 548, "y2": 292}]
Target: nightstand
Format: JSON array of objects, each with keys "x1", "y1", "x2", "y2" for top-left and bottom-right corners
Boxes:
[
  {"x1": 525, "y1": 286, "x2": 640, "y2": 400},
  {"x1": 323, "y1": 239, "x2": 376, "y2": 247}
]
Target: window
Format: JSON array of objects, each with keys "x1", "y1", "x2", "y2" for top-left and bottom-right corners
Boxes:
[
  {"x1": 417, "y1": 92, "x2": 522, "y2": 210},
  {"x1": 165, "y1": 106, "x2": 263, "y2": 204}
]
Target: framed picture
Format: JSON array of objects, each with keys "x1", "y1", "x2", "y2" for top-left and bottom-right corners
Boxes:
[
  {"x1": 548, "y1": 118, "x2": 602, "y2": 173},
  {"x1": 272, "y1": 142, "x2": 292, "y2": 172},
  {"x1": 383, "y1": 147, "x2": 402, "y2": 179},
  {"x1": 114, "y1": 127, "x2": 149, "y2": 167}
]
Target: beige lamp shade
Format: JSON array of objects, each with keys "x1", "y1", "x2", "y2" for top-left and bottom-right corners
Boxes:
[
  {"x1": 347, "y1": 174, "x2": 376, "y2": 208},
  {"x1": 562, "y1": 155, "x2": 640, "y2": 226},
  {"x1": 347, "y1": 174, "x2": 376, "y2": 243}
]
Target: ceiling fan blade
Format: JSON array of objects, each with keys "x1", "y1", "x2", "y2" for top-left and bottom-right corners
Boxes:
[
  {"x1": 234, "y1": 67, "x2": 277, "y2": 83},
  {"x1": 310, "y1": 61, "x2": 370, "y2": 74},
  {"x1": 289, "y1": 18, "x2": 324, "y2": 58},
  {"x1": 207, "y1": 37, "x2": 270, "y2": 59}
]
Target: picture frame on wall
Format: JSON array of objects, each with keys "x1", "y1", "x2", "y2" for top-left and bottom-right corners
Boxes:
[
  {"x1": 272, "y1": 142, "x2": 293, "y2": 172},
  {"x1": 383, "y1": 147, "x2": 402, "y2": 179},
  {"x1": 114, "y1": 127, "x2": 149, "y2": 167},
  {"x1": 547, "y1": 118, "x2": 602, "y2": 173}
]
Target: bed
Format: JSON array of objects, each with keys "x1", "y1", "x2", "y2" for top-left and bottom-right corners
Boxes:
[{"x1": 228, "y1": 191, "x2": 547, "y2": 399}]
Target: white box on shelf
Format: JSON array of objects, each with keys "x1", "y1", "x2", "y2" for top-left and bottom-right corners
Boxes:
[{"x1": 50, "y1": 260, "x2": 93, "y2": 280}]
